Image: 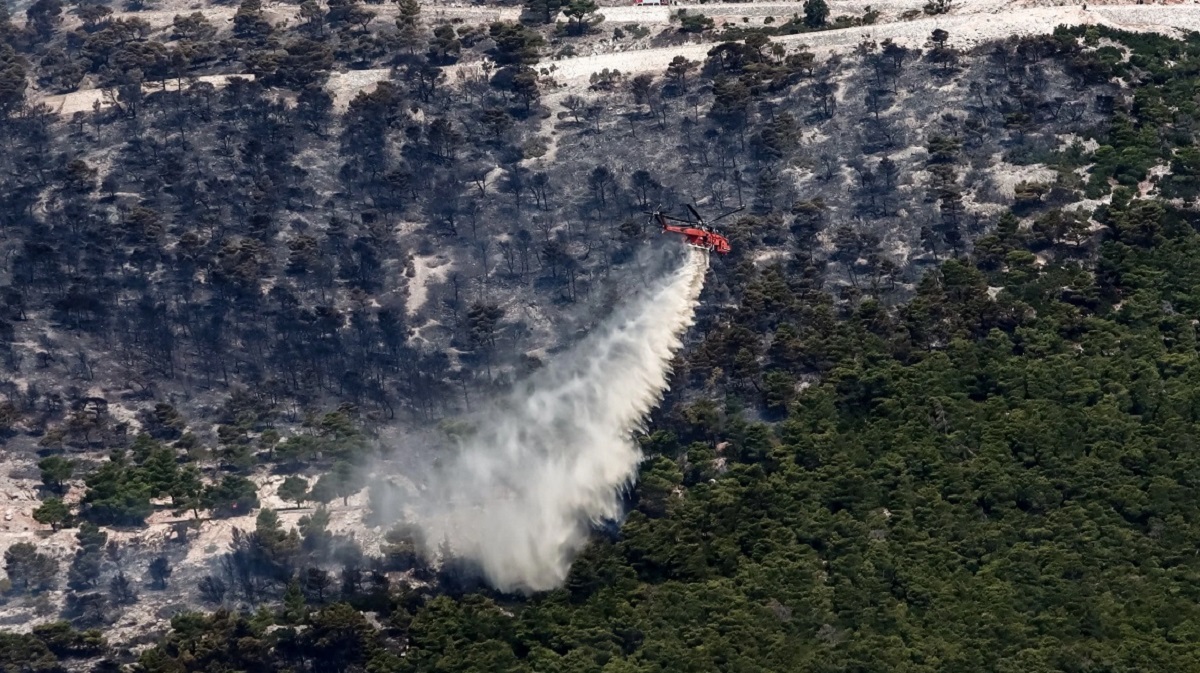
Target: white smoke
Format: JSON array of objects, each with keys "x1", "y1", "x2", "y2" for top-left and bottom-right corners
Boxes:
[{"x1": 385, "y1": 247, "x2": 709, "y2": 592}]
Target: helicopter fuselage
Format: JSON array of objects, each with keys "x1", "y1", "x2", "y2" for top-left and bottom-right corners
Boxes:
[{"x1": 659, "y1": 221, "x2": 732, "y2": 254}]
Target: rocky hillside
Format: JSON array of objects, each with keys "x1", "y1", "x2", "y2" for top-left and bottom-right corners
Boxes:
[{"x1": 0, "y1": 0, "x2": 1196, "y2": 653}]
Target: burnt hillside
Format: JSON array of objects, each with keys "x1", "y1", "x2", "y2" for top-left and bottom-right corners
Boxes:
[{"x1": 0, "y1": 4, "x2": 1123, "y2": 433}]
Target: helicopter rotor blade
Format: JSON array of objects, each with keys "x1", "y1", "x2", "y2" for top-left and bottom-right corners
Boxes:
[
  {"x1": 685, "y1": 203, "x2": 703, "y2": 224},
  {"x1": 710, "y1": 206, "x2": 745, "y2": 225}
]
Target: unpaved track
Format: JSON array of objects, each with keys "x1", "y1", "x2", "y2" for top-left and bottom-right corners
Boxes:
[
  {"x1": 29, "y1": 1, "x2": 937, "y2": 33},
  {"x1": 40, "y1": 73, "x2": 258, "y2": 116},
  {"x1": 597, "y1": 1, "x2": 936, "y2": 23},
  {"x1": 30, "y1": 2, "x2": 1200, "y2": 115},
  {"x1": 547, "y1": 5, "x2": 1200, "y2": 84}
]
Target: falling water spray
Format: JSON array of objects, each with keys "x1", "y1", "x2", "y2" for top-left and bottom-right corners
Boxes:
[{"x1": 384, "y1": 247, "x2": 709, "y2": 593}]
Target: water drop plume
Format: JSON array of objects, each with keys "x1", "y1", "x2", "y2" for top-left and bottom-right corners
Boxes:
[{"x1": 387, "y1": 247, "x2": 709, "y2": 593}]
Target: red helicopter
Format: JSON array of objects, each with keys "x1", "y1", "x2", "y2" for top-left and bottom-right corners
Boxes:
[{"x1": 647, "y1": 204, "x2": 742, "y2": 255}]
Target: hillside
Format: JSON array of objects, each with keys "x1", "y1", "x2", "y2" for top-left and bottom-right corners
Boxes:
[
  {"x1": 0, "y1": 0, "x2": 1142, "y2": 428},
  {"x1": 2, "y1": 0, "x2": 1200, "y2": 670}
]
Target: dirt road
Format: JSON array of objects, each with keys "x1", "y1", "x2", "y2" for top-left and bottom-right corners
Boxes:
[
  {"x1": 30, "y1": 1, "x2": 1200, "y2": 115},
  {"x1": 546, "y1": 4, "x2": 1200, "y2": 85}
]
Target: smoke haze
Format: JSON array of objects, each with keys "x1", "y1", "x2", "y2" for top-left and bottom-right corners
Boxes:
[{"x1": 384, "y1": 247, "x2": 709, "y2": 592}]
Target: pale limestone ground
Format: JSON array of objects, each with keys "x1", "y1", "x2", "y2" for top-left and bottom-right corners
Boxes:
[
  {"x1": 546, "y1": 5, "x2": 1200, "y2": 87},
  {"x1": 406, "y1": 254, "x2": 454, "y2": 317},
  {"x1": 0, "y1": 464, "x2": 379, "y2": 639},
  {"x1": 29, "y1": 2, "x2": 1200, "y2": 115},
  {"x1": 986, "y1": 161, "x2": 1062, "y2": 199},
  {"x1": 39, "y1": 74, "x2": 258, "y2": 116}
]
